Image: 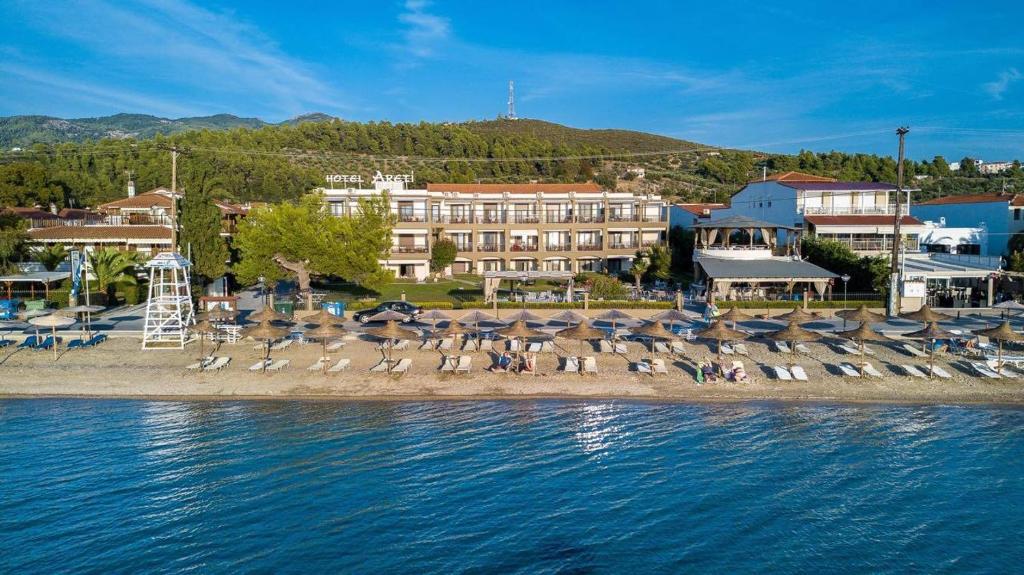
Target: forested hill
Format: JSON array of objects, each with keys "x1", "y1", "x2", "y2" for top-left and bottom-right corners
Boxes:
[{"x1": 0, "y1": 115, "x2": 1020, "y2": 210}]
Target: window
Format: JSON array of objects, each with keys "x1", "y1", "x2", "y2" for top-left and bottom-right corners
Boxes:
[{"x1": 1015, "y1": 209, "x2": 1021, "y2": 221}]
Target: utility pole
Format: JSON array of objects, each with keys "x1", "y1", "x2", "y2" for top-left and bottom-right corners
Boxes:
[
  {"x1": 888, "y1": 127, "x2": 909, "y2": 317},
  {"x1": 170, "y1": 146, "x2": 179, "y2": 250}
]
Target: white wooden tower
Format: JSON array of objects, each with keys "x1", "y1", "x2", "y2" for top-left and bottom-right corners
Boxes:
[{"x1": 141, "y1": 252, "x2": 195, "y2": 350}]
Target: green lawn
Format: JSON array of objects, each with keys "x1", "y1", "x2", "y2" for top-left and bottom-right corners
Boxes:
[{"x1": 319, "y1": 276, "x2": 484, "y2": 303}]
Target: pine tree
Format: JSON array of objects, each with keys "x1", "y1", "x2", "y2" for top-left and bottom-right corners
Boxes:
[{"x1": 178, "y1": 180, "x2": 228, "y2": 285}]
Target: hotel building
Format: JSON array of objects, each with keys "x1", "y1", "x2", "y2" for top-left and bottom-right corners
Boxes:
[{"x1": 320, "y1": 179, "x2": 669, "y2": 281}]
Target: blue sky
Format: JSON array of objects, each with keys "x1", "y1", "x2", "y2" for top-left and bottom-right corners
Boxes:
[{"x1": 1, "y1": 0, "x2": 1022, "y2": 160}]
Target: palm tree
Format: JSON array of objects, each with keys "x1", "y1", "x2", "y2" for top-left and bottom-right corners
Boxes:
[
  {"x1": 36, "y1": 244, "x2": 68, "y2": 271},
  {"x1": 630, "y1": 252, "x2": 651, "y2": 295},
  {"x1": 88, "y1": 248, "x2": 143, "y2": 300}
]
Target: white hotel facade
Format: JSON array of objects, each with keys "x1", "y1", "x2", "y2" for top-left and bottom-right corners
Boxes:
[{"x1": 319, "y1": 177, "x2": 669, "y2": 281}]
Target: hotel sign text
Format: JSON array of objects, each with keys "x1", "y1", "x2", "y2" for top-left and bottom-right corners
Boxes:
[{"x1": 325, "y1": 171, "x2": 415, "y2": 185}]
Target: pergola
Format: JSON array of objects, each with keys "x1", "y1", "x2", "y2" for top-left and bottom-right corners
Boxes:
[
  {"x1": 0, "y1": 271, "x2": 71, "y2": 300},
  {"x1": 695, "y1": 257, "x2": 838, "y2": 302},
  {"x1": 693, "y1": 215, "x2": 798, "y2": 255},
  {"x1": 482, "y1": 270, "x2": 575, "y2": 303}
]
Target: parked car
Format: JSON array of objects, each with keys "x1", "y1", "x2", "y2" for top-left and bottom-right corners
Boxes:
[{"x1": 352, "y1": 301, "x2": 423, "y2": 324}]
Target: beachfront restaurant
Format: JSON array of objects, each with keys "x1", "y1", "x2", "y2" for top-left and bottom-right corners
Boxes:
[{"x1": 900, "y1": 253, "x2": 1003, "y2": 309}]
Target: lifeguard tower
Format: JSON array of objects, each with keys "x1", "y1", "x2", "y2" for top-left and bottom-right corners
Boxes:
[{"x1": 141, "y1": 252, "x2": 195, "y2": 349}]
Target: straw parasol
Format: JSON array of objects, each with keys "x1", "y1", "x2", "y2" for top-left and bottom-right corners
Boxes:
[
  {"x1": 718, "y1": 307, "x2": 751, "y2": 330},
  {"x1": 434, "y1": 321, "x2": 477, "y2": 353},
  {"x1": 835, "y1": 304, "x2": 885, "y2": 331},
  {"x1": 836, "y1": 323, "x2": 889, "y2": 375},
  {"x1": 62, "y1": 304, "x2": 104, "y2": 340},
  {"x1": 191, "y1": 317, "x2": 222, "y2": 361},
  {"x1": 993, "y1": 300, "x2": 1024, "y2": 319},
  {"x1": 496, "y1": 320, "x2": 545, "y2": 374},
  {"x1": 901, "y1": 305, "x2": 952, "y2": 323},
  {"x1": 367, "y1": 309, "x2": 410, "y2": 323},
  {"x1": 974, "y1": 321, "x2": 1024, "y2": 375},
  {"x1": 242, "y1": 319, "x2": 289, "y2": 372},
  {"x1": 595, "y1": 309, "x2": 634, "y2": 340},
  {"x1": 459, "y1": 310, "x2": 496, "y2": 334},
  {"x1": 305, "y1": 321, "x2": 348, "y2": 372},
  {"x1": 651, "y1": 309, "x2": 690, "y2": 334},
  {"x1": 19, "y1": 309, "x2": 50, "y2": 341},
  {"x1": 418, "y1": 309, "x2": 451, "y2": 332},
  {"x1": 549, "y1": 310, "x2": 586, "y2": 328},
  {"x1": 633, "y1": 320, "x2": 677, "y2": 354},
  {"x1": 249, "y1": 306, "x2": 290, "y2": 323},
  {"x1": 28, "y1": 313, "x2": 75, "y2": 360},
  {"x1": 776, "y1": 307, "x2": 817, "y2": 323},
  {"x1": 366, "y1": 320, "x2": 419, "y2": 372},
  {"x1": 556, "y1": 322, "x2": 605, "y2": 372},
  {"x1": 766, "y1": 320, "x2": 821, "y2": 355},
  {"x1": 503, "y1": 309, "x2": 543, "y2": 324},
  {"x1": 905, "y1": 322, "x2": 953, "y2": 379},
  {"x1": 304, "y1": 308, "x2": 345, "y2": 328},
  {"x1": 694, "y1": 320, "x2": 747, "y2": 362}
]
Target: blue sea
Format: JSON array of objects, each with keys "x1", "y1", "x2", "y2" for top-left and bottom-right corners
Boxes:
[{"x1": 2, "y1": 399, "x2": 1023, "y2": 573}]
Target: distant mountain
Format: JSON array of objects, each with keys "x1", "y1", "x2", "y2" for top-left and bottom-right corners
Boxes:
[
  {"x1": 0, "y1": 112, "x2": 339, "y2": 147},
  {"x1": 463, "y1": 118, "x2": 699, "y2": 153}
]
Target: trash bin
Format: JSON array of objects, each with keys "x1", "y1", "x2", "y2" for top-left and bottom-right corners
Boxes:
[
  {"x1": 273, "y1": 301, "x2": 295, "y2": 316},
  {"x1": 322, "y1": 301, "x2": 345, "y2": 318}
]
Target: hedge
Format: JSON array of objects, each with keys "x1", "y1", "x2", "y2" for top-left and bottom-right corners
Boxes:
[
  {"x1": 460, "y1": 300, "x2": 675, "y2": 310},
  {"x1": 716, "y1": 300, "x2": 881, "y2": 310},
  {"x1": 343, "y1": 299, "x2": 455, "y2": 311},
  {"x1": 44, "y1": 289, "x2": 109, "y2": 308}
]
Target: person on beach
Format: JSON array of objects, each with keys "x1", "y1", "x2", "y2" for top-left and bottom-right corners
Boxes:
[
  {"x1": 522, "y1": 353, "x2": 537, "y2": 374},
  {"x1": 489, "y1": 352, "x2": 513, "y2": 372},
  {"x1": 699, "y1": 361, "x2": 717, "y2": 384}
]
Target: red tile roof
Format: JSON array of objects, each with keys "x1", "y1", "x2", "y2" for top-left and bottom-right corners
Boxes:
[
  {"x1": 761, "y1": 171, "x2": 836, "y2": 183},
  {"x1": 99, "y1": 189, "x2": 175, "y2": 211},
  {"x1": 28, "y1": 226, "x2": 172, "y2": 241},
  {"x1": 426, "y1": 183, "x2": 604, "y2": 194},
  {"x1": 2, "y1": 207, "x2": 59, "y2": 219},
  {"x1": 674, "y1": 203, "x2": 727, "y2": 216},
  {"x1": 804, "y1": 215, "x2": 924, "y2": 226},
  {"x1": 915, "y1": 193, "x2": 1024, "y2": 206}
]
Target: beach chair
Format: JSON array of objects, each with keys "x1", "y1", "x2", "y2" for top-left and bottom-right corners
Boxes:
[
  {"x1": 84, "y1": 334, "x2": 107, "y2": 347},
  {"x1": 66, "y1": 338, "x2": 88, "y2": 351},
  {"x1": 203, "y1": 357, "x2": 231, "y2": 372},
  {"x1": 507, "y1": 339, "x2": 520, "y2": 353},
  {"x1": 526, "y1": 342, "x2": 542, "y2": 353},
  {"x1": 652, "y1": 358, "x2": 668, "y2": 375},
  {"x1": 440, "y1": 355, "x2": 457, "y2": 372},
  {"x1": 462, "y1": 339, "x2": 478, "y2": 352},
  {"x1": 901, "y1": 343, "x2": 928, "y2": 358},
  {"x1": 653, "y1": 341, "x2": 671, "y2": 354},
  {"x1": 773, "y1": 341, "x2": 792, "y2": 354},
  {"x1": 900, "y1": 364, "x2": 927, "y2": 378},
  {"x1": 326, "y1": 340, "x2": 346, "y2": 351},
  {"x1": 862, "y1": 362, "x2": 884, "y2": 378},
  {"x1": 391, "y1": 358, "x2": 412, "y2": 376},
  {"x1": 734, "y1": 343, "x2": 750, "y2": 356},
  {"x1": 393, "y1": 339, "x2": 409, "y2": 351},
  {"x1": 670, "y1": 341, "x2": 685, "y2": 355},
  {"x1": 930, "y1": 366, "x2": 952, "y2": 379},
  {"x1": 837, "y1": 363, "x2": 861, "y2": 377},
  {"x1": 35, "y1": 336, "x2": 56, "y2": 351},
  {"x1": 419, "y1": 339, "x2": 435, "y2": 351},
  {"x1": 438, "y1": 338, "x2": 453, "y2": 352},
  {"x1": 266, "y1": 359, "x2": 290, "y2": 372},
  {"x1": 635, "y1": 360, "x2": 653, "y2": 376},
  {"x1": 773, "y1": 366, "x2": 793, "y2": 380},
  {"x1": 249, "y1": 359, "x2": 272, "y2": 371},
  {"x1": 307, "y1": 357, "x2": 328, "y2": 371},
  {"x1": 598, "y1": 340, "x2": 614, "y2": 353},
  {"x1": 790, "y1": 365, "x2": 809, "y2": 381},
  {"x1": 270, "y1": 339, "x2": 293, "y2": 352},
  {"x1": 455, "y1": 355, "x2": 472, "y2": 374},
  {"x1": 479, "y1": 338, "x2": 493, "y2": 352},
  {"x1": 561, "y1": 356, "x2": 580, "y2": 373},
  {"x1": 0, "y1": 338, "x2": 11, "y2": 348},
  {"x1": 969, "y1": 361, "x2": 1002, "y2": 379},
  {"x1": 186, "y1": 356, "x2": 214, "y2": 371},
  {"x1": 540, "y1": 341, "x2": 554, "y2": 353},
  {"x1": 16, "y1": 336, "x2": 38, "y2": 350},
  {"x1": 582, "y1": 356, "x2": 597, "y2": 375},
  {"x1": 720, "y1": 343, "x2": 735, "y2": 355},
  {"x1": 794, "y1": 343, "x2": 811, "y2": 354},
  {"x1": 370, "y1": 358, "x2": 391, "y2": 372},
  {"x1": 327, "y1": 358, "x2": 350, "y2": 372},
  {"x1": 836, "y1": 344, "x2": 862, "y2": 355},
  {"x1": 614, "y1": 342, "x2": 628, "y2": 354}
]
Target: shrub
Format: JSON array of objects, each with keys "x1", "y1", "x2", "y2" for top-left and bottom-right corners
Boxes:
[{"x1": 715, "y1": 300, "x2": 881, "y2": 310}]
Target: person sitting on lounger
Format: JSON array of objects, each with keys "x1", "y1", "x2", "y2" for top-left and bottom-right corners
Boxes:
[
  {"x1": 699, "y1": 361, "x2": 718, "y2": 384},
  {"x1": 521, "y1": 353, "x2": 537, "y2": 374},
  {"x1": 489, "y1": 352, "x2": 513, "y2": 372},
  {"x1": 730, "y1": 363, "x2": 749, "y2": 383}
]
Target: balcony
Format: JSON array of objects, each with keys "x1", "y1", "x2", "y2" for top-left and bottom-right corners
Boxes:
[
  {"x1": 608, "y1": 241, "x2": 637, "y2": 250},
  {"x1": 576, "y1": 213, "x2": 605, "y2": 224},
  {"x1": 607, "y1": 213, "x2": 637, "y2": 223},
  {"x1": 393, "y1": 245, "x2": 429, "y2": 253},
  {"x1": 509, "y1": 212, "x2": 540, "y2": 224},
  {"x1": 455, "y1": 243, "x2": 473, "y2": 252},
  {"x1": 803, "y1": 205, "x2": 897, "y2": 216},
  {"x1": 833, "y1": 237, "x2": 920, "y2": 252},
  {"x1": 640, "y1": 213, "x2": 667, "y2": 223},
  {"x1": 477, "y1": 243, "x2": 505, "y2": 252},
  {"x1": 509, "y1": 243, "x2": 539, "y2": 252},
  {"x1": 544, "y1": 212, "x2": 573, "y2": 224},
  {"x1": 396, "y1": 211, "x2": 428, "y2": 223},
  {"x1": 436, "y1": 214, "x2": 476, "y2": 224},
  {"x1": 545, "y1": 243, "x2": 572, "y2": 252},
  {"x1": 477, "y1": 213, "x2": 507, "y2": 224},
  {"x1": 576, "y1": 242, "x2": 603, "y2": 251}
]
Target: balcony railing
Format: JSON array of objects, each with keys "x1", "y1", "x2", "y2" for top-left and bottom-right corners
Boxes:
[
  {"x1": 830, "y1": 237, "x2": 920, "y2": 252},
  {"x1": 544, "y1": 212, "x2": 574, "y2": 223},
  {"x1": 509, "y1": 243, "x2": 539, "y2": 252},
  {"x1": 640, "y1": 214, "x2": 667, "y2": 222},
  {"x1": 477, "y1": 213, "x2": 506, "y2": 224},
  {"x1": 477, "y1": 244, "x2": 505, "y2": 252},
  {"x1": 576, "y1": 214, "x2": 605, "y2": 223},
  {"x1": 803, "y1": 205, "x2": 897, "y2": 216},
  {"x1": 608, "y1": 241, "x2": 637, "y2": 250},
  {"x1": 576, "y1": 242, "x2": 603, "y2": 251},
  {"x1": 509, "y1": 212, "x2": 540, "y2": 224},
  {"x1": 608, "y1": 214, "x2": 637, "y2": 222},
  {"x1": 29, "y1": 214, "x2": 173, "y2": 228},
  {"x1": 455, "y1": 243, "x2": 473, "y2": 252},
  {"x1": 396, "y1": 211, "x2": 428, "y2": 223},
  {"x1": 393, "y1": 245, "x2": 429, "y2": 253},
  {"x1": 436, "y1": 214, "x2": 475, "y2": 224},
  {"x1": 545, "y1": 244, "x2": 572, "y2": 251}
]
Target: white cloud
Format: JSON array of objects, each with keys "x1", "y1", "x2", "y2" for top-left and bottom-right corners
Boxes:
[
  {"x1": 984, "y1": 68, "x2": 1022, "y2": 100},
  {"x1": 397, "y1": 0, "x2": 451, "y2": 59}
]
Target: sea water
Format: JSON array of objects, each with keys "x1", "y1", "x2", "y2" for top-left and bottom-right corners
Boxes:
[{"x1": 2, "y1": 399, "x2": 1023, "y2": 573}]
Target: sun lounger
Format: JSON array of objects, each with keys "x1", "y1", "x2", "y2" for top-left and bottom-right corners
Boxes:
[
  {"x1": 437, "y1": 338, "x2": 453, "y2": 351},
  {"x1": 671, "y1": 341, "x2": 685, "y2": 355},
  {"x1": 507, "y1": 339, "x2": 520, "y2": 353},
  {"x1": 652, "y1": 358, "x2": 668, "y2": 375},
  {"x1": 462, "y1": 339, "x2": 478, "y2": 352},
  {"x1": 838, "y1": 363, "x2": 861, "y2": 377},
  {"x1": 266, "y1": 359, "x2": 289, "y2": 372},
  {"x1": 391, "y1": 358, "x2": 412, "y2": 376},
  {"x1": 900, "y1": 364, "x2": 927, "y2": 378},
  {"x1": 327, "y1": 358, "x2": 350, "y2": 372},
  {"x1": 479, "y1": 339, "x2": 493, "y2": 352},
  {"x1": 837, "y1": 344, "x2": 863, "y2": 355},
  {"x1": 440, "y1": 355, "x2": 457, "y2": 372},
  {"x1": 790, "y1": 365, "x2": 809, "y2": 381},
  {"x1": 901, "y1": 343, "x2": 928, "y2": 358},
  {"x1": 35, "y1": 336, "x2": 56, "y2": 351},
  {"x1": 653, "y1": 341, "x2": 671, "y2": 354},
  {"x1": 795, "y1": 343, "x2": 811, "y2": 354},
  {"x1": 370, "y1": 358, "x2": 391, "y2": 372},
  {"x1": 307, "y1": 357, "x2": 329, "y2": 371},
  {"x1": 969, "y1": 361, "x2": 1002, "y2": 379},
  {"x1": 419, "y1": 339, "x2": 435, "y2": 350},
  {"x1": 16, "y1": 336, "x2": 38, "y2": 350},
  {"x1": 186, "y1": 356, "x2": 214, "y2": 371},
  {"x1": 598, "y1": 340, "x2": 614, "y2": 353},
  {"x1": 84, "y1": 334, "x2": 107, "y2": 347},
  {"x1": 862, "y1": 362, "x2": 884, "y2": 378},
  {"x1": 269, "y1": 339, "x2": 293, "y2": 351},
  {"x1": 562, "y1": 356, "x2": 580, "y2": 373},
  {"x1": 0, "y1": 339, "x2": 10, "y2": 348},
  {"x1": 66, "y1": 338, "x2": 87, "y2": 351},
  {"x1": 393, "y1": 339, "x2": 409, "y2": 350},
  {"x1": 774, "y1": 366, "x2": 793, "y2": 380},
  {"x1": 582, "y1": 356, "x2": 597, "y2": 375},
  {"x1": 249, "y1": 359, "x2": 272, "y2": 371},
  {"x1": 720, "y1": 343, "x2": 735, "y2": 355},
  {"x1": 614, "y1": 342, "x2": 628, "y2": 354},
  {"x1": 635, "y1": 361, "x2": 653, "y2": 375},
  {"x1": 930, "y1": 366, "x2": 952, "y2": 379},
  {"x1": 526, "y1": 342, "x2": 542, "y2": 353},
  {"x1": 734, "y1": 343, "x2": 749, "y2": 356},
  {"x1": 540, "y1": 341, "x2": 554, "y2": 353},
  {"x1": 455, "y1": 355, "x2": 472, "y2": 374},
  {"x1": 203, "y1": 357, "x2": 231, "y2": 372},
  {"x1": 326, "y1": 340, "x2": 346, "y2": 351},
  {"x1": 774, "y1": 341, "x2": 792, "y2": 353}
]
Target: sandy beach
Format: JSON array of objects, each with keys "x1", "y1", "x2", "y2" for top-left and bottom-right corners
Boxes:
[{"x1": 3, "y1": 334, "x2": 1024, "y2": 405}]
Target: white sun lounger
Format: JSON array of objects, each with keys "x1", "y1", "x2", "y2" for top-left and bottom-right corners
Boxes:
[
  {"x1": 970, "y1": 361, "x2": 1002, "y2": 379},
  {"x1": 307, "y1": 357, "x2": 328, "y2": 371},
  {"x1": 862, "y1": 362, "x2": 884, "y2": 378},
  {"x1": 479, "y1": 339, "x2": 493, "y2": 352},
  {"x1": 653, "y1": 341, "x2": 671, "y2": 354},
  {"x1": 393, "y1": 339, "x2": 410, "y2": 351},
  {"x1": 419, "y1": 340, "x2": 436, "y2": 351},
  {"x1": 440, "y1": 355, "x2": 457, "y2": 372},
  {"x1": 562, "y1": 356, "x2": 580, "y2": 373},
  {"x1": 526, "y1": 342, "x2": 542, "y2": 353},
  {"x1": 266, "y1": 359, "x2": 289, "y2": 372},
  {"x1": 795, "y1": 343, "x2": 811, "y2": 354},
  {"x1": 582, "y1": 356, "x2": 597, "y2": 375},
  {"x1": 900, "y1": 364, "x2": 926, "y2": 378},
  {"x1": 838, "y1": 363, "x2": 861, "y2": 377},
  {"x1": 614, "y1": 342, "x2": 628, "y2": 354},
  {"x1": 635, "y1": 361, "x2": 653, "y2": 375},
  {"x1": 774, "y1": 366, "x2": 793, "y2": 380},
  {"x1": 734, "y1": 343, "x2": 749, "y2": 356},
  {"x1": 249, "y1": 359, "x2": 271, "y2": 371},
  {"x1": 507, "y1": 339, "x2": 521, "y2": 353},
  {"x1": 837, "y1": 344, "x2": 863, "y2": 355},
  {"x1": 327, "y1": 358, "x2": 350, "y2": 372},
  {"x1": 202, "y1": 357, "x2": 230, "y2": 372},
  {"x1": 326, "y1": 340, "x2": 346, "y2": 351},
  {"x1": 790, "y1": 365, "x2": 809, "y2": 381},
  {"x1": 186, "y1": 356, "x2": 214, "y2": 371},
  {"x1": 930, "y1": 366, "x2": 952, "y2": 379},
  {"x1": 455, "y1": 355, "x2": 472, "y2": 374},
  {"x1": 462, "y1": 339, "x2": 479, "y2": 352},
  {"x1": 720, "y1": 343, "x2": 735, "y2": 355},
  {"x1": 436, "y1": 338, "x2": 453, "y2": 351},
  {"x1": 902, "y1": 343, "x2": 928, "y2": 358},
  {"x1": 671, "y1": 341, "x2": 686, "y2": 354},
  {"x1": 598, "y1": 340, "x2": 614, "y2": 353},
  {"x1": 270, "y1": 339, "x2": 293, "y2": 351},
  {"x1": 774, "y1": 341, "x2": 792, "y2": 353},
  {"x1": 370, "y1": 359, "x2": 391, "y2": 372},
  {"x1": 652, "y1": 358, "x2": 668, "y2": 375},
  {"x1": 391, "y1": 358, "x2": 412, "y2": 376}
]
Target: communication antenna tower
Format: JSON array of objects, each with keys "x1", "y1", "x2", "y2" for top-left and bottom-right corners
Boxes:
[{"x1": 507, "y1": 81, "x2": 517, "y2": 120}]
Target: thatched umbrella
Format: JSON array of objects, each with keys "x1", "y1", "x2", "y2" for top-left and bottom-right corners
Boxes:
[
  {"x1": 249, "y1": 306, "x2": 290, "y2": 323},
  {"x1": 434, "y1": 321, "x2": 477, "y2": 354},
  {"x1": 595, "y1": 309, "x2": 634, "y2": 340},
  {"x1": 497, "y1": 320, "x2": 545, "y2": 374},
  {"x1": 993, "y1": 300, "x2": 1024, "y2": 319},
  {"x1": 305, "y1": 321, "x2": 348, "y2": 372},
  {"x1": 368, "y1": 309, "x2": 410, "y2": 323},
  {"x1": 28, "y1": 313, "x2": 75, "y2": 360},
  {"x1": 503, "y1": 309, "x2": 543, "y2": 324},
  {"x1": 556, "y1": 322, "x2": 605, "y2": 373},
  {"x1": 718, "y1": 307, "x2": 751, "y2": 330},
  {"x1": 303, "y1": 308, "x2": 344, "y2": 328},
  {"x1": 633, "y1": 320, "x2": 677, "y2": 354},
  {"x1": 836, "y1": 323, "x2": 889, "y2": 375},
  {"x1": 191, "y1": 317, "x2": 222, "y2": 361},
  {"x1": 905, "y1": 322, "x2": 953, "y2": 379},
  {"x1": 695, "y1": 320, "x2": 747, "y2": 362},
  {"x1": 776, "y1": 307, "x2": 817, "y2": 323},
  {"x1": 836, "y1": 304, "x2": 885, "y2": 324},
  {"x1": 19, "y1": 309, "x2": 50, "y2": 341},
  {"x1": 902, "y1": 305, "x2": 952, "y2": 324},
  {"x1": 766, "y1": 320, "x2": 821, "y2": 355},
  {"x1": 651, "y1": 309, "x2": 690, "y2": 334},
  {"x1": 418, "y1": 309, "x2": 451, "y2": 332},
  {"x1": 243, "y1": 319, "x2": 289, "y2": 373},
  {"x1": 63, "y1": 304, "x2": 104, "y2": 340},
  {"x1": 366, "y1": 320, "x2": 418, "y2": 373},
  {"x1": 549, "y1": 310, "x2": 586, "y2": 328},
  {"x1": 974, "y1": 321, "x2": 1024, "y2": 375}
]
